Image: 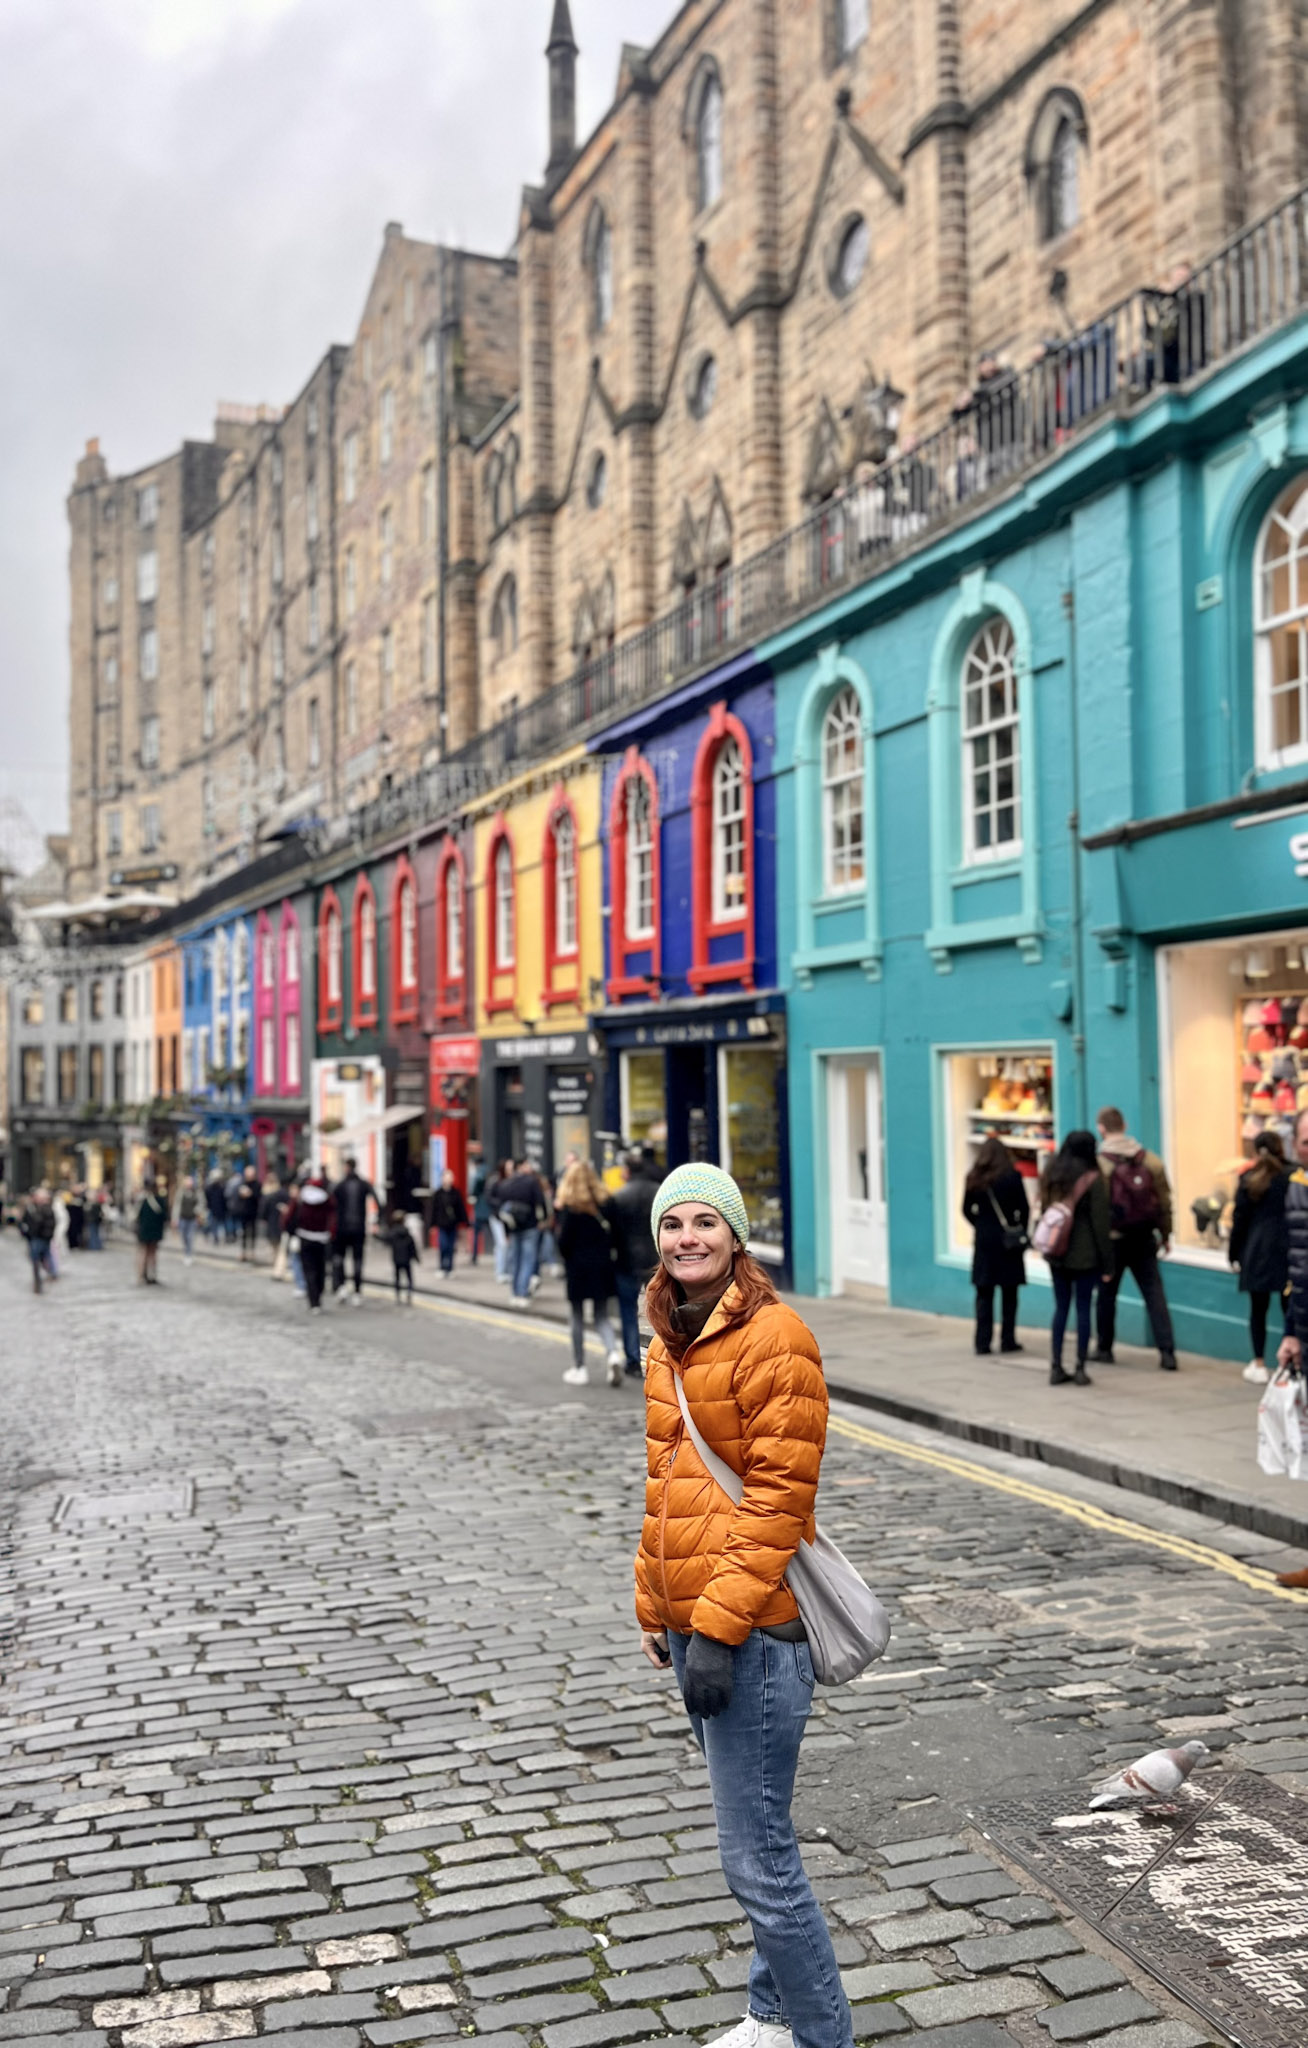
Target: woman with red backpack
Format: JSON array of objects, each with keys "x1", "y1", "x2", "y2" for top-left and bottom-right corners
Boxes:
[{"x1": 1037, "y1": 1131, "x2": 1113, "y2": 1386}]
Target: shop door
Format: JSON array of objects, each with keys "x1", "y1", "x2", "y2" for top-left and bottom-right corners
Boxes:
[
  {"x1": 827, "y1": 1056, "x2": 887, "y2": 1292},
  {"x1": 667, "y1": 1046, "x2": 713, "y2": 1167}
]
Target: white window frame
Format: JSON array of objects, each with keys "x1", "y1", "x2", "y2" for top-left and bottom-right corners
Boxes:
[
  {"x1": 380, "y1": 505, "x2": 394, "y2": 586},
  {"x1": 380, "y1": 386, "x2": 395, "y2": 465},
  {"x1": 140, "y1": 713, "x2": 160, "y2": 768},
  {"x1": 137, "y1": 482, "x2": 159, "y2": 527},
  {"x1": 360, "y1": 891, "x2": 377, "y2": 1001},
  {"x1": 284, "y1": 1014, "x2": 301, "y2": 1094},
  {"x1": 140, "y1": 803, "x2": 161, "y2": 853},
  {"x1": 593, "y1": 216, "x2": 614, "y2": 332},
  {"x1": 1048, "y1": 119, "x2": 1080, "y2": 238},
  {"x1": 625, "y1": 774, "x2": 655, "y2": 941},
  {"x1": 494, "y1": 838, "x2": 515, "y2": 968},
  {"x1": 711, "y1": 736, "x2": 747, "y2": 922},
  {"x1": 202, "y1": 677, "x2": 216, "y2": 740},
  {"x1": 326, "y1": 908, "x2": 342, "y2": 1005},
  {"x1": 554, "y1": 811, "x2": 578, "y2": 956},
  {"x1": 343, "y1": 430, "x2": 359, "y2": 504},
  {"x1": 136, "y1": 550, "x2": 158, "y2": 603},
  {"x1": 1255, "y1": 475, "x2": 1308, "y2": 771},
  {"x1": 308, "y1": 696, "x2": 321, "y2": 770},
  {"x1": 284, "y1": 919, "x2": 300, "y2": 987},
  {"x1": 260, "y1": 1015, "x2": 275, "y2": 1089},
  {"x1": 697, "y1": 74, "x2": 724, "y2": 211},
  {"x1": 821, "y1": 685, "x2": 864, "y2": 894},
  {"x1": 838, "y1": 0, "x2": 870, "y2": 56},
  {"x1": 398, "y1": 878, "x2": 417, "y2": 992},
  {"x1": 139, "y1": 625, "x2": 159, "y2": 681},
  {"x1": 445, "y1": 859, "x2": 464, "y2": 977},
  {"x1": 961, "y1": 618, "x2": 1022, "y2": 865}
]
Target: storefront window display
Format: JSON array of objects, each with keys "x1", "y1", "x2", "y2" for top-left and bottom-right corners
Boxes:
[
  {"x1": 621, "y1": 1051, "x2": 668, "y2": 1165},
  {"x1": 1160, "y1": 929, "x2": 1308, "y2": 1257},
  {"x1": 941, "y1": 1047, "x2": 1055, "y2": 1259},
  {"x1": 719, "y1": 1044, "x2": 784, "y2": 1262}
]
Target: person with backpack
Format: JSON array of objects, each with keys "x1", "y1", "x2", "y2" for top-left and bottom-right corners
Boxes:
[
  {"x1": 961, "y1": 1135, "x2": 1030, "y2": 1355},
  {"x1": 19, "y1": 1186, "x2": 57, "y2": 1294},
  {"x1": 1229, "y1": 1130, "x2": 1291, "y2": 1384},
  {"x1": 1093, "y1": 1106, "x2": 1178, "y2": 1372},
  {"x1": 287, "y1": 1173, "x2": 335, "y2": 1313},
  {"x1": 1036, "y1": 1131, "x2": 1113, "y2": 1386},
  {"x1": 498, "y1": 1158, "x2": 547, "y2": 1307}
]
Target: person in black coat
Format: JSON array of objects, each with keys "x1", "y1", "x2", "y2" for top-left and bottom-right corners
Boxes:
[
  {"x1": 554, "y1": 1162, "x2": 623, "y2": 1390},
  {"x1": 1229, "y1": 1130, "x2": 1290, "y2": 1383},
  {"x1": 962, "y1": 1136, "x2": 1030, "y2": 1356}
]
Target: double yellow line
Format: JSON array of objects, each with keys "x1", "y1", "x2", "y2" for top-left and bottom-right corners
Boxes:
[{"x1": 828, "y1": 1411, "x2": 1308, "y2": 1607}]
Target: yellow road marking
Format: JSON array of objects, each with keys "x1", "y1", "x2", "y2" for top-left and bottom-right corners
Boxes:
[{"x1": 827, "y1": 1412, "x2": 1308, "y2": 1607}]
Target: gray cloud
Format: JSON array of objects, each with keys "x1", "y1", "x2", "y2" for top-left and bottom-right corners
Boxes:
[{"x1": 0, "y1": 0, "x2": 671, "y2": 843}]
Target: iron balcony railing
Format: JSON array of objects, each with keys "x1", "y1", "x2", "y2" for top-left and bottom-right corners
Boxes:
[{"x1": 346, "y1": 182, "x2": 1308, "y2": 845}]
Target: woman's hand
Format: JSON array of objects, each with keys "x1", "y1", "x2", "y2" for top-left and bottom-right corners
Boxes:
[{"x1": 640, "y1": 1630, "x2": 671, "y2": 1670}]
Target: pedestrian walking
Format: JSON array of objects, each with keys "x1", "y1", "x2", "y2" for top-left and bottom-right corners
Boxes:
[
  {"x1": 85, "y1": 1187, "x2": 104, "y2": 1251},
  {"x1": 1038, "y1": 1131, "x2": 1113, "y2": 1386},
  {"x1": 961, "y1": 1135, "x2": 1030, "y2": 1355},
  {"x1": 135, "y1": 1177, "x2": 167, "y2": 1286},
  {"x1": 234, "y1": 1165, "x2": 261, "y2": 1262},
  {"x1": 499, "y1": 1158, "x2": 547, "y2": 1306},
  {"x1": 468, "y1": 1145, "x2": 491, "y2": 1266},
  {"x1": 1229, "y1": 1130, "x2": 1291, "y2": 1384},
  {"x1": 635, "y1": 1162, "x2": 855, "y2": 2048},
  {"x1": 331, "y1": 1156, "x2": 378, "y2": 1305},
  {"x1": 288, "y1": 1173, "x2": 335, "y2": 1313},
  {"x1": 66, "y1": 1184, "x2": 85, "y2": 1252},
  {"x1": 1273, "y1": 1110, "x2": 1308, "y2": 1584},
  {"x1": 486, "y1": 1158, "x2": 514, "y2": 1283},
  {"x1": 19, "y1": 1187, "x2": 56, "y2": 1295},
  {"x1": 204, "y1": 1170, "x2": 226, "y2": 1245},
  {"x1": 1094, "y1": 1106, "x2": 1178, "y2": 1371},
  {"x1": 260, "y1": 1172, "x2": 283, "y2": 1263},
  {"x1": 175, "y1": 1174, "x2": 200, "y2": 1264},
  {"x1": 385, "y1": 1207, "x2": 418, "y2": 1304},
  {"x1": 224, "y1": 1169, "x2": 243, "y2": 1242},
  {"x1": 555, "y1": 1161, "x2": 623, "y2": 1387},
  {"x1": 607, "y1": 1146, "x2": 660, "y2": 1377},
  {"x1": 432, "y1": 1170, "x2": 469, "y2": 1276},
  {"x1": 51, "y1": 1185, "x2": 69, "y2": 1273}
]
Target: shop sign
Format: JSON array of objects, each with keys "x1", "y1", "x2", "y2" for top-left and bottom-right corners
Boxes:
[
  {"x1": 430, "y1": 1035, "x2": 480, "y2": 1074},
  {"x1": 493, "y1": 1034, "x2": 580, "y2": 1061},
  {"x1": 631, "y1": 1014, "x2": 778, "y2": 1048},
  {"x1": 1291, "y1": 829, "x2": 1308, "y2": 879},
  {"x1": 336, "y1": 1061, "x2": 365, "y2": 1082},
  {"x1": 548, "y1": 1072, "x2": 592, "y2": 1114}
]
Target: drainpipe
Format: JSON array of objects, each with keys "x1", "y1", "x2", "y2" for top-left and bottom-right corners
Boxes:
[
  {"x1": 436, "y1": 252, "x2": 450, "y2": 761},
  {"x1": 1062, "y1": 587, "x2": 1089, "y2": 1128}
]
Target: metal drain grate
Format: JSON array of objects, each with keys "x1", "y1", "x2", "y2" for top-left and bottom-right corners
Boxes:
[
  {"x1": 973, "y1": 1768, "x2": 1308, "y2": 2047},
  {"x1": 901, "y1": 1589, "x2": 1029, "y2": 1631}
]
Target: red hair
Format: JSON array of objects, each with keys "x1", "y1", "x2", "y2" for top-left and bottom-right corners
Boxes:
[{"x1": 645, "y1": 1250, "x2": 780, "y2": 1360}]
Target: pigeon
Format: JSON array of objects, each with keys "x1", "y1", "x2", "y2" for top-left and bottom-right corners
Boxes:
[{"x1": 1088, "y1": 1740, "x2": 1211, "y2": 1811}]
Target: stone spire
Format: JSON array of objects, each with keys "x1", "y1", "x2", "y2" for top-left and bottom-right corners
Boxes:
[{"x1": 546, "y1": 0, "x2": 578, "y2": 185}]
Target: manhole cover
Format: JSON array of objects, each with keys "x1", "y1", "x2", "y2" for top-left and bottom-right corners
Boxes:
[
  {"x1": 354, "y1": 1409, "x2": 487, "y2": 1438},
  {"x1": 902, "y1": 1589, "x2": 1028, "y2": 1631},
  {"x1": 974, "y1": 1768, "x2": 1308, "y2": 2047},
  {"x1": 55, "y1": 1482, "x2": 194, "y2": 1524}
]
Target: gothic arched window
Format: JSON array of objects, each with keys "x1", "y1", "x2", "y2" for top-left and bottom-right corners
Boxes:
[
  {"x1": 586, "y1": 207, "x2": 614, "y2": 333},
  {"x1": 696, "y1": 71, "x2": 723, "y2": 211},
  {"x1": 1027, "y1": 88, "x2": 1087, "y2": 244},
  {"x1": 822, "y1": 685, "x2": 865, "y2": 893}
]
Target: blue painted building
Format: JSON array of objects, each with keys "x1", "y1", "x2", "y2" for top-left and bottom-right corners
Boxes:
[
  {"x1": 588, "y1": 657, "x2": 791, "y2": 1278},
  {"x1": 763, "y1": 301, "x2": 1308, "y2": 1359},
  {"x1": 180, "y1": 911, "x2": 255, "y2": 1165}
]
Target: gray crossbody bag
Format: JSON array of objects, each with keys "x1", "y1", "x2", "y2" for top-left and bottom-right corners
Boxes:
[{"x1": 672, "y1": 1373, "x2": 891, "y2": 1686}]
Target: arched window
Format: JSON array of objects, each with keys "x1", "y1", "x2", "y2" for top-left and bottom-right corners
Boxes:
[
  {"x1": 828, "y1": 0, "x2": 869, "y2": 64},
  {"x1": 279, "y1": 903, "x2": 301, "y2": 1099},
  {"x1": 353, "y1": 878, "x2": 378, "y2": 1026},
  {"x1": 587, "y1": 452, "x2": 608, "y2": 509},
  {"x1": 491, "y1": 575, "x2": 518, "y2": 662},
  {"x1": 392, "y1": 857, "x2": 419, "y2": 1023},
  {"x1": 690, "y1": 704, "x2": 756, "y2": 992},
  {"x1": 832, "y1": 215, "x2": 869, "y2": 298},
  {"x1": 1255, "y1": 474, "x2": 1308, "y2": 769},
  {"x1": 543, "y1": 793, "x2": 581, "y2": 1007},
  {"x1": 586, "y1": 207, "x2": 614, "y2": 333},
  {"x1": 436, "y1": 843, "x2": 467, "y2": 1019},
  {"x1": 486, "y1": 827, "x2": 516, "y2": 1014},
  {"x1": 282, "y1": 909, "x2": 300, "y2": 988},
  {"x1": 962, "y1": 619, "x2": 1022, "y2": 861},
  {"x1": 494, "y1": 840, "x2": 515, "y2": 969},
  {"x1": 696, "y1": 72, "x2": 724, "y2": 211},
  {"x1": 258, "y1": 915, "x2": 275, "y2": 991},
  {"x1": 822, "y1": 685, "x2": 865, "y2": 893},
  {"x1": 553, "y1": 809, "x2": 578, "y2": 956},
  {"x1": 607, "y1": 751, "x2": 661, "y2": 1000},
  {"x1": 1027, "y1": 89, "x2": 1087, "y2": 244},
  {"x1": 318, "y1": 889, "x2": 343, "y2": 1032},
  {"x1": 254, "y1": 911, "x2": 276, "y2": 1096}
]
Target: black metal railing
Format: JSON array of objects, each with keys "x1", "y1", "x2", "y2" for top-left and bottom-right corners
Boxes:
[{"x1": 345, "y1": 183, "x2": 1308, "y2": 844}]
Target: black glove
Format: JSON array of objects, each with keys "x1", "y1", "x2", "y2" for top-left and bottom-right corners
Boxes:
[{"x1": 682, "y1": 1632, "x2": 734, "y2": 1719}]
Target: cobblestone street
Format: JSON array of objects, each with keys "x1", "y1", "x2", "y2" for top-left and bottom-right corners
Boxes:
[{"x1": 6, "y1": 1250, "x2": 1308, "y2": 2048}]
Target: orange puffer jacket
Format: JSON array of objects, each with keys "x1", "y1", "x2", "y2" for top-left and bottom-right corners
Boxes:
[{"x1": 634, "y1": 1288, "x2": 828, "y2": 1645}]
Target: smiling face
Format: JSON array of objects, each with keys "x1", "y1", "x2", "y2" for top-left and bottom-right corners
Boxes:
[{"x1": 658, "y1": 1204, "x2": 737, "y2": 1301}]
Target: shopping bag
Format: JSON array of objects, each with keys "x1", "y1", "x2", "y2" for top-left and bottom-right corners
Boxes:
[{"x1": 1257, "y1": 1370, "x2": 1307, "y2": 1479}]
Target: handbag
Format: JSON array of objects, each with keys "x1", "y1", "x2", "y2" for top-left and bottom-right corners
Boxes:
[
  {"x1": 672, "y1": 1373, "x2": 891, "y2": 1685},
  {"x1": 1258, "y1": 1368, "x2": 1308, "y2": 1480},
  {"x1": 987, "y1": 1187, "x2": 1027, "y2": 1252}
]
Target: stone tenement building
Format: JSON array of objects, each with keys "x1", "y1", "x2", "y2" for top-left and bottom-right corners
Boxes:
[{"x1": 66, "y1": 0, "x2": 1308, "y2": 898}]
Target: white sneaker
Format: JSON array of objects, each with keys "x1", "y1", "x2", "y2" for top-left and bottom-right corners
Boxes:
[
  {"x1": 606, "y1": 1348, "x2": 625, "y2": 1368},
  {"x1": 351, "y1": 1292, "x2": 363, "y2": 1308},
  {"x1": 562, "y1": 1365, "x2": 590, "y2": 1386},
  {"x1": 528, "y1": 1274, "x2": 541, "y2": 1296},
  {"x1": 704, "y1": 2021, "x2": 792, "y2": 2048},
  {"x1": 607, "y1": 1356, "x2": 623, "y2": 1387},
  {"x1": 1243, "y1": 1360, "x2": 1271, "y2": 1383}
]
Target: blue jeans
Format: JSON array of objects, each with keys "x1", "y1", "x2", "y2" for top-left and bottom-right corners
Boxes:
[
  {"x1": 179, "y1": 1219, "x2": 196, "y2": 1258},
  {"x1": 615, "y1": 1269, "x2": 643, "y2": 1366},
  {"x1": 1051, "y1": 1269, "x2": 1096, "y2": 1367},
  {"x1": 438, "y1": 1226, "x2": 458, "y2": 1274},
  {"x1": 667, "y1": 1629, "x2": 854, "y2": 2048},
  {"x1": 511, "y1": 1226, "x2": 539, "y2": 1300}
]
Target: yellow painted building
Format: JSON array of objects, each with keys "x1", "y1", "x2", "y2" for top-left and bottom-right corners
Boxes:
[{"x1": 470, "y1": 746, "x2": 609, "y2": 1176}]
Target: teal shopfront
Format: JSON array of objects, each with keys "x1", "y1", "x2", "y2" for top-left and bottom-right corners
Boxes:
[{"x1": 764, "y1": 304, "x2": 1308, "y2": 1361}]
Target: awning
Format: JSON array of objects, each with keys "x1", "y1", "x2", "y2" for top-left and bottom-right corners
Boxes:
[{"x1": 323, "y1": 1103, "x2": 425, "y2": 1150}]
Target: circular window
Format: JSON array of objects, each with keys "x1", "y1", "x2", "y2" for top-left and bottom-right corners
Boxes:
[
  {"x1": 832, "y1": 215, "x2": 869, "y2": 298},
  {"x1": 587, "y1": 452, "x2": 608, "y2": 509},
  {"x1": 690, "y1": 355, "x2": 718, "y2": 420}
]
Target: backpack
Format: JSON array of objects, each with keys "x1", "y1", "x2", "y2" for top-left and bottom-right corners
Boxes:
[
  {"x1": 1032, "y1": 1171, "x2": 1097, "y2": 1260},
  {"x1": 1108, "y1": 1147, "x2": 1161, "y2": 1230}
]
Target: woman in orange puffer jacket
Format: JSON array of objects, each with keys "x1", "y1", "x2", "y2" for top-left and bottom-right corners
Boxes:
[{"x1": 635, "y1": 1164, "x2": 854, "y2": 2048}]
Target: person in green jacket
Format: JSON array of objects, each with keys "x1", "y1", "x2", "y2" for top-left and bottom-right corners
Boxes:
[
  {"x1": 135, "y1": 1175, "x2": 167, "y2": 1286},
  {"x1": 1040, "y1": 1130, "x2": 1113, "y2": 1387}
]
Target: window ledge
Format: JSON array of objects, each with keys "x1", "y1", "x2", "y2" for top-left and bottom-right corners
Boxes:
[
  {"x1": 952, "y1": 854, "x2": 1023, "y2": 886},
  {"x1": 792, "y1": 940, "x2": 883, "y2": 986},
  {"x1": 812, "y1": 889, "x2": 866, "y2": 913}
]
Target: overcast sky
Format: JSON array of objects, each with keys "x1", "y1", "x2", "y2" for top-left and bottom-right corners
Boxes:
[{"x1": 0, "y1": 0, "x2": 670, "y2": 855}]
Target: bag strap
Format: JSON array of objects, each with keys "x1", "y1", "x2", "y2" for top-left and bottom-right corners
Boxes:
[
  {"x1": 986, "y1": 1187, "x2": 1011, "y2": 1229},
  {"x1": 672, "y1": 1373, "x2": 743, "y2": 1508}
]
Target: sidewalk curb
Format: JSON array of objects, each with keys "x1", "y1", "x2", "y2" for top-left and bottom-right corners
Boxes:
[{"x1": 825, "y1": 1374, "x2": 1308, "y2": 1552}]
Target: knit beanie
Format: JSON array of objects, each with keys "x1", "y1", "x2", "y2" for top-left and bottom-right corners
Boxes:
[{"x1": 651, "y1": 1164, "x2": 750, "y2": 1249}]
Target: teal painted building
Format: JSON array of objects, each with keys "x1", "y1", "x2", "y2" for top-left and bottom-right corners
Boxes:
[{"x1": 765, "y1": 307, "x2": 1308, "y2": 1361}]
